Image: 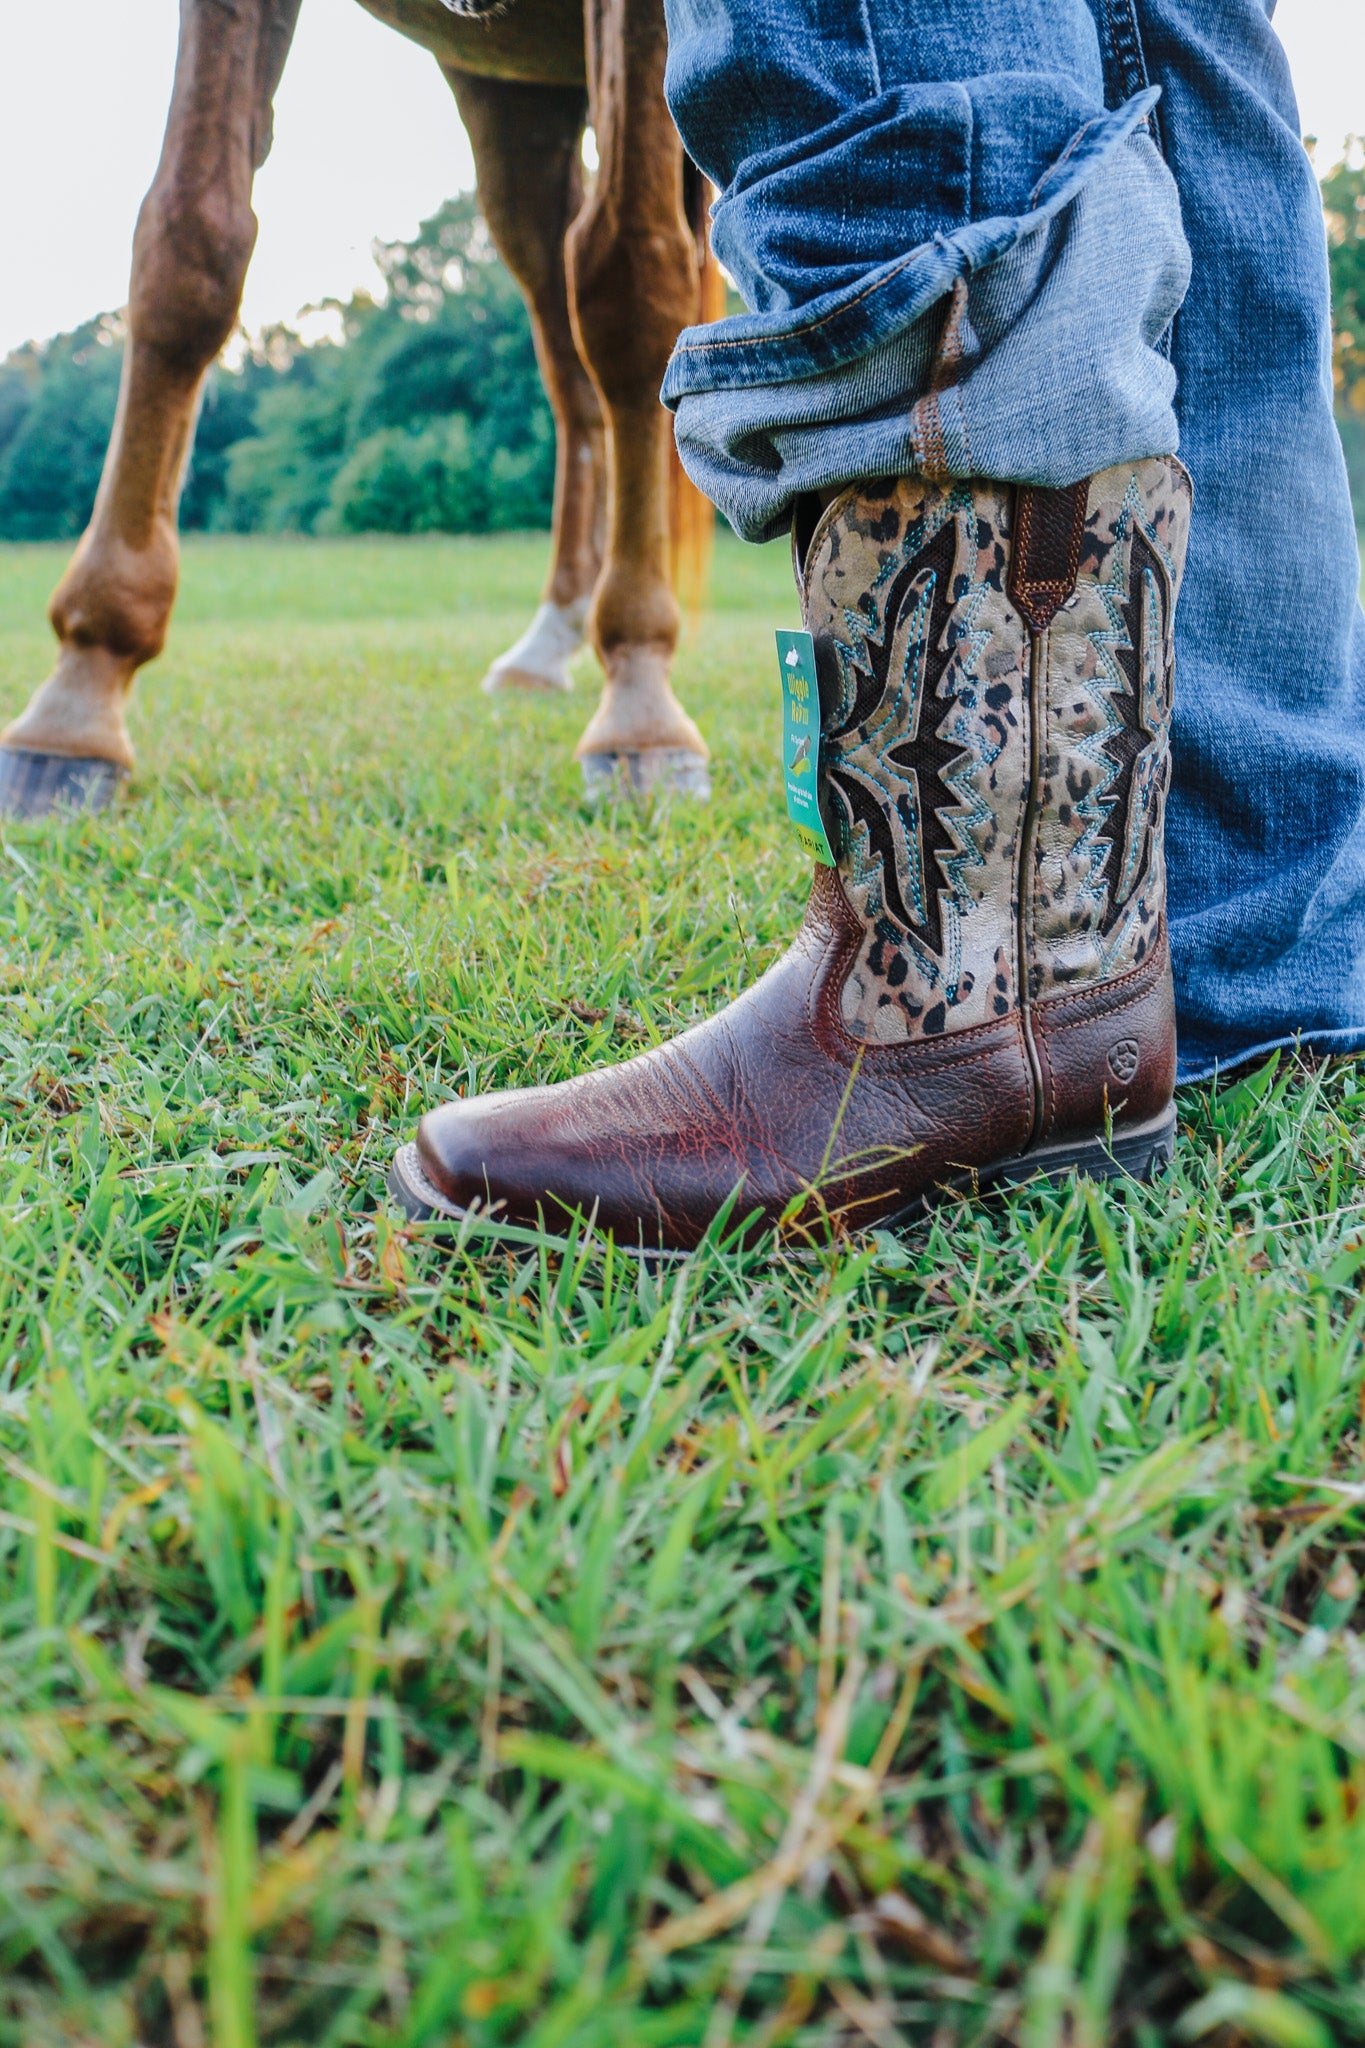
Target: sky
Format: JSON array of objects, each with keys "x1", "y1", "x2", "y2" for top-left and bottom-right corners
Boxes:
[{"x1": 1, "y1": 0, "x2": 1362, "y2": 361}]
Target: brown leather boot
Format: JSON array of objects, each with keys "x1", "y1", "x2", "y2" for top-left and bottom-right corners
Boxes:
[{"x1": 390, "y1": 457, "x2": 1192, "y2": 1252}]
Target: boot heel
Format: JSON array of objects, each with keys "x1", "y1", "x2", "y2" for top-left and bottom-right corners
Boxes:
[{"x1": 989, "y1": 1105, "x2": 1176, "y2": 1192}]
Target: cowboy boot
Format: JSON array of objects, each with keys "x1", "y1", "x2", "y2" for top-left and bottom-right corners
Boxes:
[{"x1": 390, "y1": 456, "x2": 1192, "y2": 1252}]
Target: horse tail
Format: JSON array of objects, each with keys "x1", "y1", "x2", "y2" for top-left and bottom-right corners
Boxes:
[{"x1": 669, "y1": 155, "x2": 722, "y2": 622}]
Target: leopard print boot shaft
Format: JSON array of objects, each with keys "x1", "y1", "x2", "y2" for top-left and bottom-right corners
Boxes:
[{"x1": 391, "y1": 457, "x2": 1191, "y2": 1252}]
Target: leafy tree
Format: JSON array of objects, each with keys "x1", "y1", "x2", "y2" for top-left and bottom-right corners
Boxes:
[
  {"x1": 217, "y1": 194, "x2": 554, "y2": 535},
  {"x1": 178, "y1": 347, "x2": 288, "y2": 530},
  {"x1": 0, "y1": 193, "x2": 554, "y2": 542},
  {"x1": 0, "y1": 316, "x2": 124, "y2": 540},
  {"x1": 214, "y1": 340, "x2": 351, "y2": 533}
]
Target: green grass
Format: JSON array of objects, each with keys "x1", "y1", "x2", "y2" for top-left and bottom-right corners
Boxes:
[{"x1": 0, "y1": 530, "x2": 1363, "y2": 2047}]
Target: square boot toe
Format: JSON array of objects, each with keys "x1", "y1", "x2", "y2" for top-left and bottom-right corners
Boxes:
[
  {"x1": 415, "y1": 1094, "x2": 550, "y2": 1223},
  {"x1": 413, "y1": 1086, "x2": 686, "y2": 1240}
]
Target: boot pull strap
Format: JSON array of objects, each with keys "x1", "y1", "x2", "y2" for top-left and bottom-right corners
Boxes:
[{"x1": 1009, "y1": 481, "x2": 1091, "y2": 632}]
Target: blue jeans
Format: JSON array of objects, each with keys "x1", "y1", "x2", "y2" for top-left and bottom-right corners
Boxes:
[{"x1": 661, "y1": 0, "x2": 1365, "y2": 1082}]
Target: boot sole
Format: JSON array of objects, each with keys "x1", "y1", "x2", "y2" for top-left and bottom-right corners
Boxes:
[
  {"x1": 960, "y1": 1103, "x2": 1176, "y2": 1200},
  {"x1": 386, "y1": 1104, "x2": 1176, "y2": 1249}
]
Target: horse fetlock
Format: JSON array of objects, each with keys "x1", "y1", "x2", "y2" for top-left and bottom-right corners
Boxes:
[
  {"x1": 589, "y1": 573, "x2": 679, "y2": 666},
  {"x1": 49, "y1": 523, "x2": 180, "y2": 667},
  {"x1": 3, "y1": 648, "x2": 137, "y2": 770}
]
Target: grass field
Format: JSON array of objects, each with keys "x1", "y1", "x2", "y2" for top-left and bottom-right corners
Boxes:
[{"x1": 0, "y1": 531, "x2": 1363, "y2": 2047}]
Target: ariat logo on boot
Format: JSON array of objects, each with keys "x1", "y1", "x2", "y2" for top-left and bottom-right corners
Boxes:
[{"x1": 1107, "y1": 1039, "x2": 1141, "y2": 1085}]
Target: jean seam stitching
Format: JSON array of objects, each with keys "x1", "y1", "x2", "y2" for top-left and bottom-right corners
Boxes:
[
  {"x1": 1028, "y1": 108, "x2": 1111, "y2": 208},
  {"x1": 671, "y1": 246, "x2": 928, "y2": 353},
  {"x1": 1099, "y1": 0, "x2": 1174, "y2": 365},
  {"x1": 952, "y1": 384, "x2": 973, "y2": 475},
  {"x1": 857, "y1": 0, "x2": 883, "y2": 99},
  {"x1": 1101, "y1": 0, "x2": 1151, "y2": 106}
]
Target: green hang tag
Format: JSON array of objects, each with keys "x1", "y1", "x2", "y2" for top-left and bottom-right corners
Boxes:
[{"x1": 775, "y1": 629, "x2": 837, "y2": 866}]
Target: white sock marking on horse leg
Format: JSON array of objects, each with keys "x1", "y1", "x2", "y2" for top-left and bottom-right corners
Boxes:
[{"x1": 480, "y1": 598, "x2": 589, "y2": 694}]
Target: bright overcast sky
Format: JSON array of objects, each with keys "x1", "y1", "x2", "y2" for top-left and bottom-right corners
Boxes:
[{"x1": 0, "y1": 0, "x2": 1362, "y2": 360}]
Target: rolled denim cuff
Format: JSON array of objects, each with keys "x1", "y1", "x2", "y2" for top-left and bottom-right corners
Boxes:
[{"x1": 663, "y1": 87, "x2": 1190, "y2": 541}]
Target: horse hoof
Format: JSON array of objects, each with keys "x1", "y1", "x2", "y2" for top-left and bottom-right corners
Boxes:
[
  {"x1": 579, "y1": 748, "x2": 712, "y2": 803},
  {"x1": 480, "y1": 600, "x2": 586, "y2": 696},
  {"x1": 0, "y1": 748, "x2": 127, "y2": 820}
]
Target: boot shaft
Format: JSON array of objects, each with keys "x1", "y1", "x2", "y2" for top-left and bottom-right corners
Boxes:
[
  {"x1": 798, "y1": 457, "x2": 1192, "y2": 1061},
  {"x1": 1021, "y1": 462, "x2": 1191, "y2": 999}
]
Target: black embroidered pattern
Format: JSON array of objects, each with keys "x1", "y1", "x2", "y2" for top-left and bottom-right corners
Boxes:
[
  {"x1": 821, "y1": 517, "x2": 971, "y2": 961},
  {"x1": 1098, "y1": 525, "x2": 1171, "y2": 918}
]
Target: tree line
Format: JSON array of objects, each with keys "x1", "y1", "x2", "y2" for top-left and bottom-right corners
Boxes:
[
  {"x1": 0, "y1": 195, "x2": 555, "y2": 543},
  {"x1": 1, "y1": 162, "x2": 1363, "y2": 546}
]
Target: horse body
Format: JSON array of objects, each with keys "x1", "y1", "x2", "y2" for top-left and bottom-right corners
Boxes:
[
  {"x1": 0, "y1": 0, "x2": 711, "y2": 813},
  {"x1": 359, "y1": 0, "x2": 587, "y2": 81}
]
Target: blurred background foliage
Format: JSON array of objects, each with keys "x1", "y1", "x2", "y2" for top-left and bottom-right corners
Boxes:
[
  {"x1": 1324, "y1": 146, "x2": 1365, "y2": 526},
  {"x1": 0, "y1": 194, "x2": 555, "y2": 542},
  {"x1": 0, "y1": 159, "x2": 1363, "y2": 544}
]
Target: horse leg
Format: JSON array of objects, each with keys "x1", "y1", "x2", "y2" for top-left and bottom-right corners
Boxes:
[
  {"x1": 444, "y1": 69, "x2": 605, "y2": 695},
  {"x1": 567, "y1": 0, "x2": 710, "y2": 799},
  {"x1": 0, "y1": 0, "x2": 302, "y2": 818}
]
